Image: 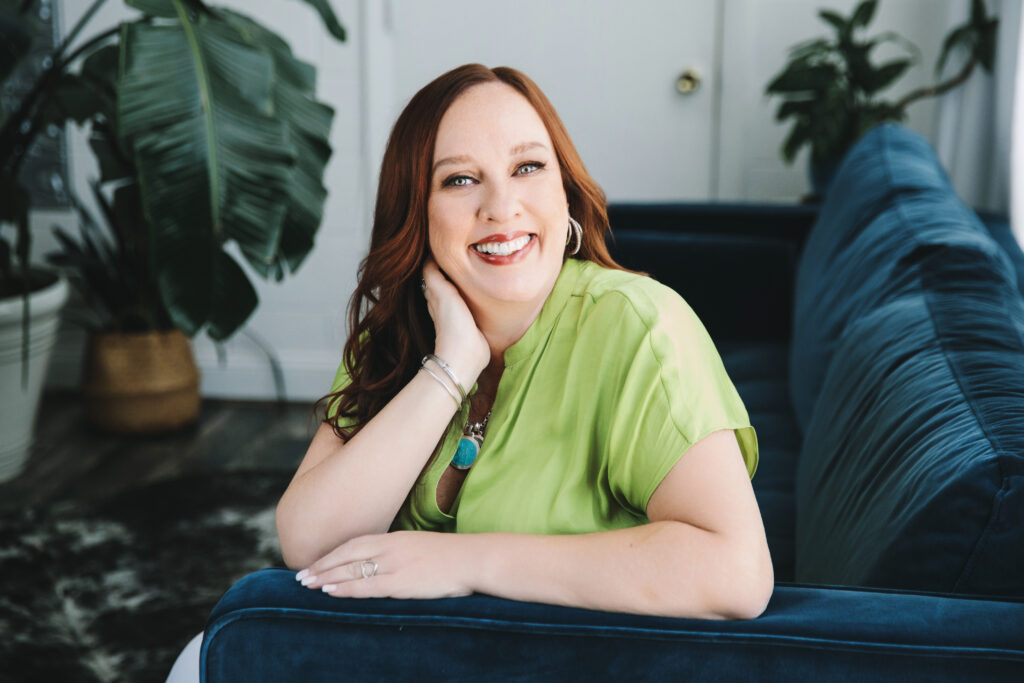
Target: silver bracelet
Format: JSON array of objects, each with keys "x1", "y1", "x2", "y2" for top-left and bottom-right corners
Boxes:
[
  {"x1": 423, "y1": 354, "x2": 468, "y2": 404},
  {"x1": 418, "y1": 365, "x2": 461, "y2": 410}
]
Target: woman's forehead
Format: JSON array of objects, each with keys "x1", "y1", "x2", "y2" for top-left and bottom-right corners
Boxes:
[{"x1": 433, "y1": 83, "x2": 552, "y2": 160}]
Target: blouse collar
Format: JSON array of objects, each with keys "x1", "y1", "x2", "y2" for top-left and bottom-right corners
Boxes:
[{"x1": 502, "y1": 257, "x2": 583, "y2": 368}]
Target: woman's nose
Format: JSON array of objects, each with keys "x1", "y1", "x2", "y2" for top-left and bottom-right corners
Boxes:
[{"x1": 479, "y1": 181, "x2": 520, "y2": 223}]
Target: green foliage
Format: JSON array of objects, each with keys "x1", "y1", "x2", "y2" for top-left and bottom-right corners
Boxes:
[
  {"x1": 1, "y1": 0, "x2": 346, "y2": 342},
  {"x1": 766, "y1": 0, "x2": 999, "y2": 167}
]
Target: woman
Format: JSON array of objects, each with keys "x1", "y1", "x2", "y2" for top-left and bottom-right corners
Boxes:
[
  {"x1": 278, "y1": 62, "x2": 771, "y2": 617},
  {"x1": 167, "y1": 61, "x2": 770, "y2": 682}
]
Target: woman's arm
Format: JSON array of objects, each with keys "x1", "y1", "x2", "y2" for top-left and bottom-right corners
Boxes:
[
  {"x1": 301, "y1": 429, "x2": 774, "y2": 619},
  {"x1": 471, "y1": 429, "x2": 773, "y2": 619},
  {"x1": 276, "y1": 371, "x2": 462, "y2": 570},
  {"x1": 277, "y1": 257, "x2": 491, "y2": 570}
]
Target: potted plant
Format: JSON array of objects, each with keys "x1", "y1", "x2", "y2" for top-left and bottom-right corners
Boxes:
[
  {"x1": 765, "y1": 0, "x2": 999, "y2": 198},
  {"x1": 1, "y1": 0, "x2": 345, "y2": 448},
  {"x1": 1, "y1": 3, "x2": 71, "y2": 481}
]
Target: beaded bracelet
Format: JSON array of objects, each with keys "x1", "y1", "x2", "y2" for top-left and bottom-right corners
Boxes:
[
  {"x1": 418, "y1": 364, "x2": 461, "y2": 410},
  {"x1": 423, "y1": 354, "x2": 468, "y2": 404}
]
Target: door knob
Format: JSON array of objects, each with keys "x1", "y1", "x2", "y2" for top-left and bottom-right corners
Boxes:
[{"x1": 676, "y1": 69, "x2": 701, "y2": 95}]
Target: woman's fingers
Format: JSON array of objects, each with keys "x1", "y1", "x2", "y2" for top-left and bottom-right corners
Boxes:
[{"x1": 306, "y1": 560, "x2": 378, "y2": 589}]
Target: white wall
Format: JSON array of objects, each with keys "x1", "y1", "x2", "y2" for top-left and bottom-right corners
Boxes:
[{"x1": 31, "y1": 0, "x2": 1009, "y2": 401}]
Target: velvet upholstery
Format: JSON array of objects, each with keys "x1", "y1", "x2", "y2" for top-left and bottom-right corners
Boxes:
[
  {"x1": 795, "y1": 243, "x2": 1024, "y2": 594},
  {"x1": 204, "y1": 569, "x2": 1024, "y2": 682},
  {"x1": 790, "y1": 125, "x2": 1007, "y2": 432},
  {"x1": 719, "y1": 341, "x2": 799, "y2": 582},
  {"x1": 201, "y1": 125, "x2": 1024, "y2": 680}
]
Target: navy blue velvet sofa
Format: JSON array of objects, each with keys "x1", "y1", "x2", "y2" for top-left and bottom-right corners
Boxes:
[{"x1": 200, "y1": 125, "x2": 1024, "y2": 681}]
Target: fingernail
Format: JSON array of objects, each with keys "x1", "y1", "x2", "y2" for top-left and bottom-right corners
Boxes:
[
  {"x1": 295, "y1": 569, "x2": 309, "y2": 581},
  {"x1": 301, "y1": 575, "x2": 317, "y2": 586},
  {"x1": 322, "y1": 584, "x2": 336, "y2": 592}
]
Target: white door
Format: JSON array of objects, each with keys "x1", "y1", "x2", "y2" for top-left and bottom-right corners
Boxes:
[{"x1": 381, "y1": 0, "x2": 720, "y2": 202}]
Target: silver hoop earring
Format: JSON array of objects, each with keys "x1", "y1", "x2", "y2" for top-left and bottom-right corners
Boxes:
[{"x1": 566, "y1": 216, "x2": 582, "y2": 255}]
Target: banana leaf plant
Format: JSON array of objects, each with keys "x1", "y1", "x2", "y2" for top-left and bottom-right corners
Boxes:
[
  {"x1": 765, "y1": 0, "x2": 998, "y2": 187},
  {"x1": 1, "y1": 0, "x2": 346, "y2": 342}
]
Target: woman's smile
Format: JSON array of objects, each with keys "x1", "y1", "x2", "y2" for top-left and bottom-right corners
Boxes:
[{"x1": 470, "y1": 233, "x2": 537, "y2": 264}]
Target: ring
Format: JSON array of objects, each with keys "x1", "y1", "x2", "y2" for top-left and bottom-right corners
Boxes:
[{"x1": 360, "y1": 560, "x2": 378, "y2": 579}]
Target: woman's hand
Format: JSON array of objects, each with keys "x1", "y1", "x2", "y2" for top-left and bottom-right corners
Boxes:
[
  {"x1": 295, "y1": 530, "x2": 475, "y2": 600},
  {"x1": 421, "y1": 255, "x2": 490, "y2": 385}
]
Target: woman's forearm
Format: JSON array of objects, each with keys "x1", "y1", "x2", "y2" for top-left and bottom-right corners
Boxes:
[
  {"x1": 469, "y1": 521, "x2": 773, "y2": 620},
  {"x1": 277, "y1": 370, "x2": 462, "y2": 569}
]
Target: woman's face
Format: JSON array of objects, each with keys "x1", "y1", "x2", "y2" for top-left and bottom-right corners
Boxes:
[{"x1": 427, "y1": 82, "x2": 569, "y2": 314}]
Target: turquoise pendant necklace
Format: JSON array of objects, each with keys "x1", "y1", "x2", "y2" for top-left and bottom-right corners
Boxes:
[{"x1": 450, "y1": 410, "x2": 491, "y2": 471}]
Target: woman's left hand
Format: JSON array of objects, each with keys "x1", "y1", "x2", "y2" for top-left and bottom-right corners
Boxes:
[{"x1": 296, "y1": 530, "x2": 476, "y2": 600}]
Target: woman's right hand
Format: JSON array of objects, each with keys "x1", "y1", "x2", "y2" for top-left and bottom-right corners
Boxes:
[{"x1": 421, "y1": 255, "x2": 491, "y2": 389}]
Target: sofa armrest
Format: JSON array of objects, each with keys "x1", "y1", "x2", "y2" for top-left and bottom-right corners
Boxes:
[
  {"x1": 202, "y1": 569, "x2": 1024, "y2": 682},
  {"x1": 605, "y1": 203, "x2": 818, "y2": 343}
]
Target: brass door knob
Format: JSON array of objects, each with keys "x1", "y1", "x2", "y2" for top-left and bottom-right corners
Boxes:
[{"x1": 676, "y1": 69, "x2": 701, "y2": 95}]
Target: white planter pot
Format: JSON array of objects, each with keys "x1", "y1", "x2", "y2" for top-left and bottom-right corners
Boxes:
[{"x1": 0, "y1": 275, "x2": 69, "y2": 482}]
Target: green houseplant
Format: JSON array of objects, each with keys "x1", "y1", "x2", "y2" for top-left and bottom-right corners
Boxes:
[
  {"x1": 765, "y1": 0, "x2": 998, "y2": 196},
  {"x1": 1, "y1": 0, "x2": 344, "y2": 447}
]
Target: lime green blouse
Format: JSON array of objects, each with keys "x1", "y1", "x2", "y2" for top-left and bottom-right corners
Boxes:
[{"x1": 327, "y1": 257, "x2": 758, "y2": 536}]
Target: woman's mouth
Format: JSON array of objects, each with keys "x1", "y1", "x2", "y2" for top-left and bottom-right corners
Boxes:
[{"x1": 470, "y1": 234, "x2": 536, "y2": 264}]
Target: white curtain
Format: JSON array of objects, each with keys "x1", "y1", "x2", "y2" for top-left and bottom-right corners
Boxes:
[{"x1": 933, "y1": 0, "x2": 1021, "y2": 242}]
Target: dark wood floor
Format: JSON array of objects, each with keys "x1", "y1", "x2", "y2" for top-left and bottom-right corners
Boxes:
[{"x1": 0, "y1": 390, "x2": 320, "y2": 514}]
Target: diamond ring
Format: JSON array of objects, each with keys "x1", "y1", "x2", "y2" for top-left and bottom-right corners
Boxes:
[{"x1": 360, "y1": 560, "x2": 378, "y2": 579}]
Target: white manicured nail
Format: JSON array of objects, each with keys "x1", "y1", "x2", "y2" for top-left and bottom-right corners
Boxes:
[
  {"x1": 295, "y1": 569, "x2": 309, "y2": 581},
  {"x1": 301, "y1": 575, "x2": 317, "y2": 586},
  {"x1": 322, "y1": 584, "x2": 336, "y2": 592}
]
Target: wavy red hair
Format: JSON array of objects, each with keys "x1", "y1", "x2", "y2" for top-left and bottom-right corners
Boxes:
[{"x1": 318, "y1": 64, "x2": 638, "y2": 441}]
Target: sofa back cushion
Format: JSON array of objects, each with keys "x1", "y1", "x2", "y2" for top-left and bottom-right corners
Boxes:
[
  {"x1": 794, "y1": 242, "x2": 1024, "y2": 595},
  {"x1": 789, "y1": 124, "x2": 984, "y2": 431}
]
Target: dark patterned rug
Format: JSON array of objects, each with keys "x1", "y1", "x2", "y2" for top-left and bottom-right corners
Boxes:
[{"x1": 0, "y1": 471, "x2": 290, "y2": 683}]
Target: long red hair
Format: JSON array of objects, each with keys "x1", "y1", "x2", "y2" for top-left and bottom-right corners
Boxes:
[{"x1": 319, "y1": 63, "x2": 636, "y2": 441}]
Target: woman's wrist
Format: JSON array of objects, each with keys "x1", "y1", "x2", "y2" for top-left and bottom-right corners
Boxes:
[
  {"x1": 431, "y1": 347, "x2": 486, "y2": 394},
  {"x1": 417, "y1": 362, "x2": 463, "y2": 410}
]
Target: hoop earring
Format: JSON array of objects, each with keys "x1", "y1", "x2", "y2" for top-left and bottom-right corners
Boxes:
[{"x1": 566, "y1": 216, "x2": 582, "y2": 256}]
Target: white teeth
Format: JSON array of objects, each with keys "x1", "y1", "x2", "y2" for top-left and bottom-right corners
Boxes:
[{"x1": 472, "y1": 234, "x2": 532, "y2": 256}]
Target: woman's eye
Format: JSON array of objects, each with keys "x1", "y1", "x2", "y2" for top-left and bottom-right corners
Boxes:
[
  {"x1": 516, "y1": 161, "x2": 545, "y2": 175},
  {"x1": 443, "y1": 175, "x2": 474, "y2": 187}
]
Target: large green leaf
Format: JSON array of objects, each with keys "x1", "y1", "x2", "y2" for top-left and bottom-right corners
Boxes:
[
  {"x1": 117, "y1": 0, "x2": 339, "y2": 339},
  {"x1": 215, "y1": 8, "x2": 333, "y2": 279},
  {"x1": 817, "y1": 10, "x2": 847, "y2": 33},
  {"x1": 766, "y1": 63, "x2": 837, "y2": 94},
  {"x1": 936, "y1": 25, "x2": 971, "y2": 75},
  {"x1": 977, "y1": 18, "x2": 999, "y2": 72},
  {"x1": 851, "y1": 0, "x2": 878, "y2": 28},
  {"x1": 861, "y1": 58, "x2": 912, "y2": 95}
]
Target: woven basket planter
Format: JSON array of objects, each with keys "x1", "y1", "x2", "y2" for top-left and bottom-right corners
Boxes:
[{"x1": 83, "y1": 329, "x2": 200, "y2": 434}]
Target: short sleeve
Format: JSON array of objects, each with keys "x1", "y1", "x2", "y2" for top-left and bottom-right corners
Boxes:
[
  {"x1": 600, "y1": 287, "x2": 758, "y2": 517},
  {"x1": 324, "y1": 358, "x2": 357, "y2": 430}
]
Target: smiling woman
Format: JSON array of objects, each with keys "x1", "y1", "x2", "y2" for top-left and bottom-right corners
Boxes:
[{"x1": 167, "y1": 62, "x2": 772, "y2": 680}]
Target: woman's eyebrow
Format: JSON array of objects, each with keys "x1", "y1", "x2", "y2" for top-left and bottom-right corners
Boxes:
[{"x1": 432, "y1": 141, "x2": 549, "y2": 175}]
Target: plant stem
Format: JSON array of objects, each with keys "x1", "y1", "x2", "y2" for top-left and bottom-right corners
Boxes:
[
  {"x1": 895, "y1": 54, "x2": 978, "y2": 111},
  {"x1": 58, "y1": 0, "x2": 112, "y2": 60},
  {"x1": 0, "y1": 0, "x2": 112, "y2": 171},
  {"x1": 3, "y1": 24, "x2": 121, "y2": 181}
]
